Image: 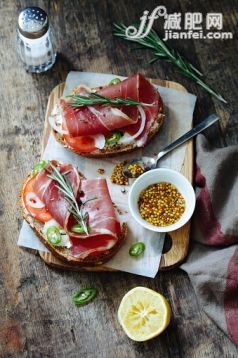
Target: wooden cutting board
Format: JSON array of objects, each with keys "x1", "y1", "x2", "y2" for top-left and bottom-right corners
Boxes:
[{"x1": 39, "y1": 78, "x2": 193, "y2": 271}]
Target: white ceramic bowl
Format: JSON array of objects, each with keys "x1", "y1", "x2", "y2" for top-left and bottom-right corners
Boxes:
[{"x1": 128, "y1": 168, "x2": 196, "y2": 232}]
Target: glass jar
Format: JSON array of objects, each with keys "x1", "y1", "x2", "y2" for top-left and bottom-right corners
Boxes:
[{"x1": 16, "y1": 7, "x2": 57, "y2": 73}]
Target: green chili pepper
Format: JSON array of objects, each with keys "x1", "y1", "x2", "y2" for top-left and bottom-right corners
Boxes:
[
  {"x1": 129, "y1": 242, "x2": 145, "y2": 257},
  {"x1": 73, "y1": 288, "x2": 98, "y2": 306},
  {"x1": 32, "y1": 160, "x2": 47, "y2": 176},
  {"x1": 106, "y1": 131, "x2": 123, "y2": 146},
  {"x1": 46, "y1": 226, "x2": 62, "y2": 245},
  {"x1": 71, "y1": 224, "x2": 88, "y2": 234},
  {"x1": 109, "y1": 78, "x2": 121, "y2": 86}
]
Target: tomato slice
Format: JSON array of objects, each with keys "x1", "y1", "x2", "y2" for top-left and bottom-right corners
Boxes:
[
  {"x1": 23, "y1": 176, "x2": 52, "y2": 223},
  {"x1": 63, "y1": 134, "x2": 96, "y2": 153}
]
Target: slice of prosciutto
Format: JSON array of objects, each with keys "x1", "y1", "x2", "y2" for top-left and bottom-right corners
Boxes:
[
  {"x1": 99, "y1": 73, "x2": 161, "y2": 146},
  {"x1": 67, "y1": 179, "x2": 120, "y2": 239},
  {"x1": 33, "y1": 163, "x2": 80, "y2": 228},
  {"x1": 60, "y1": 99, "x2": 138, "y2": 137},
  {"x1": 33, "y1": 162, "x2": 121, "y2": 258},
  {"x1": 59, "y1": 74, "x2": 163, "y2": 147}
]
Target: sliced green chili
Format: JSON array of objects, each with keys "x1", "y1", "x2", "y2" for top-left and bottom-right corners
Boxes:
[
  {"x1": 32, "y1": 160, "x2": 47, "y2": 176},
  {"x1": 106, "y1": 131, "x2": 123, "y2": 146},
  {"x1": 46, "y1": 226, "x2": 62, "y2": 245},
  {"x1": 109, "y1": 78, "x2": 121, "y2": 86},
  {"x1": 73, "y1": 288, "x2": 98, "y2": 306},
  {"x1": 129, "y1": 242, "x2": 145, "y2": 257},
  {"x1": 71, "y1": 224, "x2": 91, "y2": 234}
]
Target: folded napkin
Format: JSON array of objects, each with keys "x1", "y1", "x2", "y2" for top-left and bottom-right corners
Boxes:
[{"x1": 182, "y1": 134, "x2": 238, "y2": 346}]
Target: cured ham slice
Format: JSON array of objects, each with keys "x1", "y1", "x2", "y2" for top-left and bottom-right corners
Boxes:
[
  {"x1": 60, "y1": 100, "x2": 138, "y2": 137},
  {"x1": 33, "y1": 163, "x2": 80, "y2": 228},
  {"x1": 97, "y1": 74, "x2": 139, "y2": 99},
  {"x1": 70, "y1": 234, "x2": 118, "y2": 258},
  {"x1": 59, "y1": 74, "x2": 162, "y2": 147},
  {"x1": 60, "y1": 102, "x2": 108, "y2": 136},
  {"x1": 88, "y1": 106, "x2": 138, "y2": 132},
  {"x1": 114, "y1": 74, "x2": 161, "y2": 146},
  {"x1": 32, "y1": 163, "x2": 121, "y2": 258},
  {"x1": 69, "y1": 179, "x2": 121, "y2": 257},
  {"x1": 68, "y1": 179, "x2": 121, "y2": 239}
]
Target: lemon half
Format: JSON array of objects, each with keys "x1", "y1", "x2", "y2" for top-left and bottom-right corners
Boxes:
[{"x1": 118, "y1": 286, "x2": 171, "y2": 342}]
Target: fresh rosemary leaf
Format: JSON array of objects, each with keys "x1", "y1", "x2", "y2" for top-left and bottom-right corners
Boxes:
[
  {"x1": 113, "y1": 23, "x2": 227, "y2": 104},
  {"x1": 67, "y1": 92, "x2": 146, "y2": 107},
  {"x1": 47, "y1": 162, "x2": 96, "y2": 235}
]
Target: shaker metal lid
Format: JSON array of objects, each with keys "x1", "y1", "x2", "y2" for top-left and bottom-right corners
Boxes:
[{"x1": 18, "y1": 7, "x2": 49, "y2": 39}]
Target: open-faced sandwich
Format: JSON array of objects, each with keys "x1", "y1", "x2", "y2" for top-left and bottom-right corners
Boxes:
[
  {"x1": 49, "y1": 74, "x2": 164, "y2": 156},
  {"x1": 19, "y1": 160, "x2": 127, "y2": 265}
]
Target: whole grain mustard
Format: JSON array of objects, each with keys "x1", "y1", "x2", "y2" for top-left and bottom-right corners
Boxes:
[
  {"x1": 138, "y1": 182, "x2": 185, "y2": 226},
  {"x1": 127, "y1": 163, "x2": 145, "y2": 177},
  {"x1": 110, "y1": 162, "x2": 129, "y2": 185}
]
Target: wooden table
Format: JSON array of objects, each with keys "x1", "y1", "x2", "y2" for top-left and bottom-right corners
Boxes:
[{"x1": 0, "y1": 1, "x2": 237, "y2": 356}]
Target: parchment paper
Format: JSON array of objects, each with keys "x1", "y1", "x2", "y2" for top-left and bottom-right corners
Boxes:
[{"x1": 18, "y1": 72, "x2": 196, "y2": 278}]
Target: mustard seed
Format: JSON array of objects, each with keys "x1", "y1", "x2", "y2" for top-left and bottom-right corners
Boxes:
[{"x1": 138, "y1": 182, "x2": 186, "y2": 227}]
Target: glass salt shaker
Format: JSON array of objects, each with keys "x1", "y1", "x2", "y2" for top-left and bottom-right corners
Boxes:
[{"x1": 16, "y1": 7, "x2": 57, "y2": 73}]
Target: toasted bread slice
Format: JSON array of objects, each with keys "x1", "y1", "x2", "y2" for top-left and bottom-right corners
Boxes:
[
  {"x1": 50, "y1": 81, "x2": 164, "y2": 157},
  {"x1": 19, "y1": 172, "x2": 127, "y2": 266}
]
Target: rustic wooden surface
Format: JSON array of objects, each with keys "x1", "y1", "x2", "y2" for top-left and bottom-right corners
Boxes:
[
  {"x1": 0, "y1": 0, "x2": 238, "y2": 357},
  {"x1": 40, "y1": 79, "x2": 193, "y2": 271}
]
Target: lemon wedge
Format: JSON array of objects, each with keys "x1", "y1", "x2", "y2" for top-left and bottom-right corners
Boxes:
[{"x1": 118, "y1": 286, "x2": 171, "y2": 342}]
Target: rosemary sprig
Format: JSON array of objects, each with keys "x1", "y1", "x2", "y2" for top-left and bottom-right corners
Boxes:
[
  {"x1": 67, "y1": 92, "x2": 146, "y2": 107},
  {"x1": 47, "y1": 163, "x2": 96, "y2": 235},
  {"x1": 113, "y1": 23, "x2": 227, "y2": 104}
]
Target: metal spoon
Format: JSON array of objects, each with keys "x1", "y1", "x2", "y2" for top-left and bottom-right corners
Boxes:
[{"x1": 124, "y1": 113, "x2": 219, "y2": 178}]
